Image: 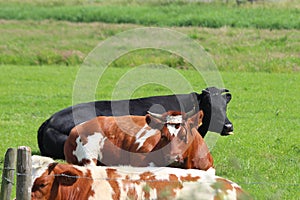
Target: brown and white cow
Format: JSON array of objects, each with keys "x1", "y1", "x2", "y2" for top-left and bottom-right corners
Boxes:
[
  {"x1": 64, "y1": 109, "x2": 213, "y2": 170},
  {"x1": 31, "y1": 155, "x2": 55, "y2": 187},
  {"x1": 31, "y1": 163, "x2": 252, "y2": 200}
]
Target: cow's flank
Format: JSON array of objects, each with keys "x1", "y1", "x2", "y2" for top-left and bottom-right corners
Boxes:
[{"x1": 31, "y1": 163, "x2": 252, "y2": 200}]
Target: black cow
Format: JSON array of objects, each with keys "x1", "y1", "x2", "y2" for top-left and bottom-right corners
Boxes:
[{"x1": 38, "y1": 87, "x2": 233, "y2": 159}]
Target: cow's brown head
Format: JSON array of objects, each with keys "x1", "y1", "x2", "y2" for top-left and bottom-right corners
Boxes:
[
  {"x1": 145, "y1": 108, "x2": 204, "y2": 167},
  {"x1": 31, "y1": 163, "x2": 94, "y2": 200}
]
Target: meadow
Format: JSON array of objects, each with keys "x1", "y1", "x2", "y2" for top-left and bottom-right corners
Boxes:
[
  {"x1": 0, "y1": 1, "x2": 299, "y2": 29},
  {"x1": 1, "y1": 20, "x2": 299, "y2": 73},
  {"x1": 0, "y1": 0, "x2": 299, "y2": 199},
  {"x1": 0, "y1": 66, "x2": 299, "y2": 199}
]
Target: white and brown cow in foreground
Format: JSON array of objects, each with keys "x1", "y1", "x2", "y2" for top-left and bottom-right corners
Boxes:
[
  {"x1": 31, "y1": 162, "x2": 252, "y2": 200},
  {"x1": 31, "y1": 155, "x2": 55, "y2": 186},
  {"x1": 64, "y1": 109, "x2": 214, "y2": 170}
]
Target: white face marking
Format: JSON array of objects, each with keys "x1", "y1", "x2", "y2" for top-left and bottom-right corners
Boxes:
[
  {"x1": 31, "y1": 155, "x2": 55, "y2": 186},
  {"x1": 73, "y1": 133, "x2": 105, "y2": 165},
  {"x1": 167, "y1": 124, "x2": 181, "y2": 137},
  {"x1": 166, "y1": 115, "x2": 182, "y2": 124},
  {"x1": 166, "y1": 115, "x2": 182, "y2": 137},
  {"x1": 135, "y1": 125, "x2": 158, "y2": 150}
]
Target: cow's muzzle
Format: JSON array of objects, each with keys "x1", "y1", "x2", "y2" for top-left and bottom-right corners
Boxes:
[
  {"x1": 167, "y1": 154, "x2": 184, "y2": 166},
  {"x1": 221, "y1": 123, "x2": 234, "y2": 136}
]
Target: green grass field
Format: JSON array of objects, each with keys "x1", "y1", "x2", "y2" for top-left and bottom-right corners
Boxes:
[
  {"x1": 0, "y1": 0, "x2": 299, "y2": 199},
  {"x1": 1, "y1": 0, "x2": 299, "y2": 29},
  {"x1": 1, "y1": 20, "x2": 299, "y2": 72},
  {"x1": 0, "y1": 66, "x2": 299, "y2": 199}
]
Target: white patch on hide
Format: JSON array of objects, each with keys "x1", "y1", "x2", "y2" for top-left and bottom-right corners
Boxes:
[
  {"x1": 135, "y1": 125, "x2": 158, "y2": 150},
  {"x1": 73, "y1": 132, "x2": 105, "y2": 165},
  {"x1": 135, "y1": 124, "x2": 148, "y2": 139},
  {"x1": 98, "y1": 134, "x2": 107, "y2": 161}
]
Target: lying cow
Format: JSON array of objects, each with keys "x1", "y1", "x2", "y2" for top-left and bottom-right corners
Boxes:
[
  {"x1": 64, "y1": 109, "x2": 213, "y2": 170},
  {"x1": 31, "y1": 163, "x2": 252, "y2": 200},
  {"x1": 38, "y1": 87, "x2": 233, "y2": 159}
]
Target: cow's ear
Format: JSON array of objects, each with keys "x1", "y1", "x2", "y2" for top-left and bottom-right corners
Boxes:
[
  {"x1": 189, "y1": 110, "x2": 204, "y2": 127},
  {"x1": 145, "y1": 114, "x2": 164, "y2": 130},
  {"x1": 224, "y1": 93, "x2": 232, "y2": 103},
  {"x1": 198, "y1": 110, "x2": 204, "y2": 126},
  {"x1": 47, "y1": 163, "x2": 59, "y2": 175},
  {"x1": 56, "y1": 170, "x2": 78, "y2": 186}
]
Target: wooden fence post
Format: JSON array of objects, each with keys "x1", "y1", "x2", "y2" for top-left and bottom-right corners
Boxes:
[
  {"x1": 16, "y1": 146, "x2": 32, "y2": 200},
  {"x1": 0, "y1": 148, "x2": 17, "y2": 200}
]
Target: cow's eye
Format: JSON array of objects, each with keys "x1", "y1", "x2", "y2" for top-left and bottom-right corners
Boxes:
[
  {"x1": 39, "y1": 183, "x2": 47, "y2": 188},
  {"x1": 175, "y1": 124, "x2": 181, "y2": 129}
]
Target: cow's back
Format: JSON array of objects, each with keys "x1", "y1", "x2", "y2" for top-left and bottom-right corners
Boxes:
[
  {"x1": 32, "y1": 164, "x2": 252, "y2": 200},
  {"x1": 64, "y1": 115, "x2": 162, "y2": 166}
]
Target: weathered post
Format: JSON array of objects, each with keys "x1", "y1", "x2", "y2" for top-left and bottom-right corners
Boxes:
[
  {"x1": 16, "y1": 146, "x2": 32, "y2": 200},
  {"x1": 0, "y1": 148, "x2": 17, "y2": 200}
]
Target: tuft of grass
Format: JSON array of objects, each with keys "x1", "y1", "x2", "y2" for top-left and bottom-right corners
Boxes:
[{"x1": 0, "y1": 65, "x2": 299, "y2": 199}]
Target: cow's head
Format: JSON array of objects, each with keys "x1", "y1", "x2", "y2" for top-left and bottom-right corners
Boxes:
[
  {"x1": 145, "y1": 108, "x2": 205, "y2": 167},
  {"x1": 198, "y1": 87, "x2": 233, "y2": 137},
  {"x1": 31, "y1": 155, "x2": 55, "y2": 187},
  {"x1": 31, "y1": 163, "x2": 94, "y2": 200},
  {"x1": 31, "y1": 163, "x2": 75, "y2": 200}
]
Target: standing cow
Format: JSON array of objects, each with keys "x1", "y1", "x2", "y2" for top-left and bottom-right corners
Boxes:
[
  {"x1": 31, "y1": 163, "x2": 252, "y2": 200},
  {"x1": 38, "y1": 87, "x2": 233, "y2": 159},
  {"x1": 64, "y1": 109, "x2": 213, "y2": 170}
]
